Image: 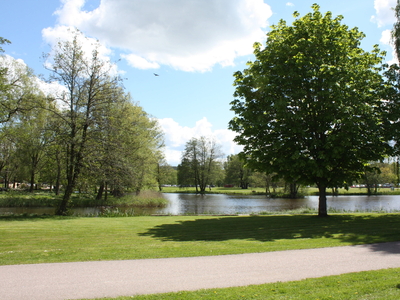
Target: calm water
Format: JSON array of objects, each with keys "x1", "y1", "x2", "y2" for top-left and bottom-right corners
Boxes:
[
  {"x1": 1, "y1": 193, "x2": 400, "y2": 216},
  {"x1": 159, "y1": 193, "x2": 400, "y2": 215}
]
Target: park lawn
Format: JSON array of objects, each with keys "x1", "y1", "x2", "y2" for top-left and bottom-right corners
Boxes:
[
  {"x1": 1, "y1": 213, "x2": 400, "y2": 266},
  {"x1": 95, "y1": 268, "x2": 400, "y2": 300}
]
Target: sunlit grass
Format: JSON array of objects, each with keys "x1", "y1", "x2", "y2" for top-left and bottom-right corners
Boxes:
[
  {"x1": 1, "y1": 213, "x2": 399, "y2": 266},
  {"x1": 93, "y1": 268, "x2": 400, "y2": 300}
]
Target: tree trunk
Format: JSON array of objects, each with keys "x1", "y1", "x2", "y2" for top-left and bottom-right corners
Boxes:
[
  {"x1": 317, "y1": 183, "x2": 328, "y2": 217},
  {"x1": 56, "y1": 183, "x2": 74, "y2": 215},
  {"x1": 104, "y1": 182, "x2": 108, "y2": 202},
  {"x1": 194, "y1": 170, "x2": 199, "y2": 193},
  {"x1": 4, "y1": 172, "x2": 8, "y2": 189},
  {"x1": 29, "y1": 171, "x2": 35, "y2": 193},
  {"x1": 55, "y1": 172, "x2": 60, "y2": 195},
  {"x1": 96, "y1": 183, "x2": 104, "y2": 201},
  {"x1": 289, "y1": 183, "x2": 298, "y2": 198},
  {"x1": 366, "y1": 183, "x2": 372, "y2": 195},
  {"x1": 54, "y1": 153, "x2": 62, "y2": 195}
]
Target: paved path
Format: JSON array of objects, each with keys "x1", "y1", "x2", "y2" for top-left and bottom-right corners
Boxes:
[{"x1": 1, "y1": 241, "x2": 400, "y2": 300}]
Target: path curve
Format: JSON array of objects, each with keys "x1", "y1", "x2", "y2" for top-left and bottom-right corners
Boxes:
[{"x1": 1, "y1": 241, "x2": 400, "y2": 300}]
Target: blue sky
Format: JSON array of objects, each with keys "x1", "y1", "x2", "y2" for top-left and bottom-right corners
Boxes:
[{"x1": 1, "y1": 0, "x2": 398, "y2": 165}]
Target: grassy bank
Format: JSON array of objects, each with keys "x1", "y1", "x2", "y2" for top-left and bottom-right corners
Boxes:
[
  {"x1": 1, "y1": 213, "x2": 400, "y2": 266},
  {"x1": 0, "y1": 190, "x2": 167, "y2": 209}
]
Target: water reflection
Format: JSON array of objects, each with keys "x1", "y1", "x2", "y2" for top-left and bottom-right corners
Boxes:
[
  {"x1": 1, "y1": 194, "x2": 399, "y2": 216},
  {"x1": 161, "y1": 194, "x2": 400, "y2": 215}
]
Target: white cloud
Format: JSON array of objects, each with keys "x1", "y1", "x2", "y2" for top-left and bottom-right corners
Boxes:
[
  {"x1": 158, "y1": 117, "x2": 243, "y2": 166},
  {"x1": 46, "y1": 0, "x2": 272, "y2": 72},
  {"x1": 371, "y1": 0, "x2": 396, "y2": 27},
  {"x1": 380, "y1": 29, "x2": 399, "y2": 64},
  {"x1": 286, "y1": 2, "x2": 295, "y2": 7},
  {"x1": 36, "y1": 79, "x2": 67, "y2": 97},
  {"x1": 380, "y1": 29, "x2": 392, "y2": 45},
  {"x1": 121, "y1": 54, "x2": 160, "y2": 70}
]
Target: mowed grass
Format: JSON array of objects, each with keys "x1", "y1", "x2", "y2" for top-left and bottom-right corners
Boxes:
[
  {"x1": 1, "y1": 213, "x2": 400, "y2": 266},
  {"x1": 94, "y1": 268, "x2": 400, "y2": 300}
]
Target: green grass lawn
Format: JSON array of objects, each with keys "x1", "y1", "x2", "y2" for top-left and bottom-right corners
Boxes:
[
  {"x1": 2, "y1": 213, "x2": 400, "y2": 299},
  {"x1": 95, "y1": 268, "x2": 400, "y2": 300},
  {"x1": 1, "y1": 213, "x2": 400, "y2": 266}
]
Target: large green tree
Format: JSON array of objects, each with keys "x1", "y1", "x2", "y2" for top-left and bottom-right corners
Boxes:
[
  {"x1": 389, "y1": 1, "x2": 400, "y2": 176},
  {"x1": 13, "y1": 100, "x2": 52, "y2": 192},
  {"x1": 45, "y1": 31, "x2": 123, "y2": 215},
  {"x1": 229, "y1": 4, "x2": 392, "y2": 216},
  {"x1": 224, "y1": 154, "x2": 251, "y2": 189}
]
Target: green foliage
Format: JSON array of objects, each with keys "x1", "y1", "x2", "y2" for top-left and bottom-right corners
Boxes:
[
  {"x1": 178, "y1": 136, "x2": 224, "y2": 192},
  {"x1": 224, "y1": 154, "x2": 251, "y2": 188},
  {"x1": 156, "y1": 162, "x2": 177, "y2": 191},
  {"x1": 0, "y1": 51, "x2": 39, "y2": 124},
  {"x1": 22, "y1": 29, "x2": 167, "y2": 214},
  {"x1": 229, "y1": 5, "x2": 392, "y2": 216}
]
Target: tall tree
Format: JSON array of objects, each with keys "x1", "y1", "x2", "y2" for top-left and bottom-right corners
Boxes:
[
  {"x1": 85, "y1": 90, "x2": 164, "y2": 198},
  {"x1": 45, "y1": 30, "x2": 123, "y2": 215},
  {"x1": 389, "y1": 0, "x2": 400, "y2": 179},
  {"x1": 224, "y1": 154, "x2": 251, "y2": 189},
  {"x1": 179, "y1": 136, "x2": 223, "y2": 193},
  {"x1": 155, "y1": 160, "x2": 177, "y2": 191},
  {"x1": 14, "y1": 100, "x2": 52, "y2": 192},
  {"x1": 229, "y1": 5, "x2": 392, "y2": 216},
  {"x1": 0, "y1": 124, "x2": 17, "y2": 189}
]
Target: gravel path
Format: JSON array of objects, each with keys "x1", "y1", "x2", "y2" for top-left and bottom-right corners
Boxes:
[{"x1": 1, "y1": 241, "x2": 400, "y2": 300}]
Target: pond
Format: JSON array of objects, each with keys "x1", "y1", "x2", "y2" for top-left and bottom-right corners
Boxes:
[
  {"x1": 157, "y1": 193, "x2": 400, "y2": 215},
  {"x1": 1, "y1": 193, "x2": 399, "y2": 216}
]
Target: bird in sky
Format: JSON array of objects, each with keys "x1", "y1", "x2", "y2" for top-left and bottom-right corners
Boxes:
[{"x1": 154, "y1": 73, "x2": 159, "y2": 76}]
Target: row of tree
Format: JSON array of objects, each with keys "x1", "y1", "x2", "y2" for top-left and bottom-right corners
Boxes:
[
  {"x1": 0, "y1": 31, "x2": 169, "y2": 215},
  {"x1": 175, "y1": 137, "x2": 400, "y2": 197}
]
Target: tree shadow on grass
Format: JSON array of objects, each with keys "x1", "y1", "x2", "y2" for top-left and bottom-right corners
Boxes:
[{"x1": 139, "y1": 214, "x2": 400, "y2": 253}]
